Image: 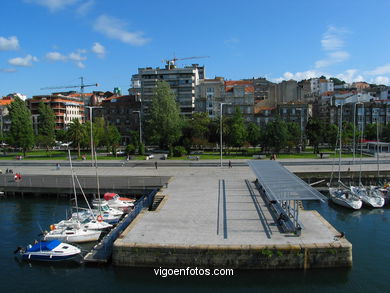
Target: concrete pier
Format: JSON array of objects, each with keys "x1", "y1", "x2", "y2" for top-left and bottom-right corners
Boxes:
[{"x1": 113, "y1": 166, "x2": 352, "y2": 269}]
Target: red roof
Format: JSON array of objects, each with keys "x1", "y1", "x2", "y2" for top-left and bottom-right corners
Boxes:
[
  {"x1": 225, "y1": 80, "x2": 252, "y2": 86},
  {"x1": 0, "y1": 98, "x2": 13, "y2": 106}
]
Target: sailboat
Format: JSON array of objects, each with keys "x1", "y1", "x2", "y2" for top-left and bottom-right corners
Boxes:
[
  {"x1": 329, "y1": 103, "x2": 363, "y2": 210},
  {"x1": 44, "y1": 149, "x2": 102, "y2": 243},
  {"x1": 349, "y1": 108, "x2": 384, "y2": 208}
]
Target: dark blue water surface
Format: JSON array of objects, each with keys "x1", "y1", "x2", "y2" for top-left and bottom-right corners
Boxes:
[{"x1": 1, "y1": 196, "x2": 389, "y2": 293}]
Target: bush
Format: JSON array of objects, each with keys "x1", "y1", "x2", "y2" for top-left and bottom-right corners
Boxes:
[
  {"x1": 125, "y1": 144, "x2": 136, "y2": 155},
  {"x1": 173, "y1": 146, "x2": 186, "y2": 157}
]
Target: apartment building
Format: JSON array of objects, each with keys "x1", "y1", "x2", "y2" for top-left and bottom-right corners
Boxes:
[
  {"x1": 100, "y1": 95, "x2": 141, "y2": 145},
  {"x1": 195, "y1": 77, "x2": 224, "y2": 118},
  {"x1": 223, "y1": 80, "x2": 255, "y2": 123},
  {"x1": 130, "y1": 63, "x2": 205, "y2": 116},
  {"x1": 28, "y1": 94, "x2": 85, "y2": 131}
]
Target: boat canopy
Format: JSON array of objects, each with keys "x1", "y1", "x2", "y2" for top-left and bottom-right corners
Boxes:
[
  {"x1": 26, "y1": 240, "x2": 61, "y2": 252},
  {"x1": 104, "y1": 193, "x2": 118, "y2": 201}
]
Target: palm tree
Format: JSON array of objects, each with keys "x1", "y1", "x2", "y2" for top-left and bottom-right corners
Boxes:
[{"x1": 67, "y1": 119, "x2": 86, "y2": 158}]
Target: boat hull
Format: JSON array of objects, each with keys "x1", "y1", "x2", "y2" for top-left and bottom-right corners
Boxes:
[
  {"x1": 22, "y1": 252, "x2": 81, "y2": 262},
  {"x1": 44, "y1": 230, "x2": 101, "y2": 243},
  {"x1": 329, "y1": 188, "x2": 362, "y2": 210}
]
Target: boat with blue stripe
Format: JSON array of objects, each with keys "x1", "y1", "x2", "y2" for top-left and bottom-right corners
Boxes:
[{"x1": 15, "y1": 240, "x2": 82, "y2": 262}]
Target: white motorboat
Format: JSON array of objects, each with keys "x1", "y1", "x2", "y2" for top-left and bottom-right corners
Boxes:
[
  {"x1": 15, "y1": 239, "x2": 81, "y2": 262},
  {"x1": 102, "y1": 193, "x2": 135, "y2": 211},
  {"x1": 43, "y1": 226, "x2": 101, "y2": 243},
  {"x1": 329, "y1": 187, "x2": 362, "y2": 210},
  {"x1": 73, "y1": 203, "x2": 123, "y2": 225},
  {"x1": 53, "y1": 216, "x2": 112, "y2": 231}
]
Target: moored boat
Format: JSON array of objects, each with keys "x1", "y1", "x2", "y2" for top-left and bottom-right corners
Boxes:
[
  {"x1": 329, "y1": 187, "x2": 362, "y2": 210},
  {"x1": 43, "y1": 226, "x2": 101, "y2": 243},
  {"x1": 15, "y1": 239, "x2": 81, "y2": 262}
]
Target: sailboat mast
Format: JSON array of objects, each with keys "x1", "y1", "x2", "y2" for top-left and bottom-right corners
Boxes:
[
  {"x1": 377, "y1": 119, "x2": 380, "y2": 179},
  {"x1": 338, "y1": 103, "x2": 343, "y2": 183},
  {"x1": 68, "y1": 148, "x2": 79, "y2": 221},
  {"x1": 359, "y1": 104, "x2": 364, "y2": 186}
]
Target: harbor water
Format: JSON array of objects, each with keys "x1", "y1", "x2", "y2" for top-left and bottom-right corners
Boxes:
[{"x1": 1, "y1": 195, "x2": 390, "y2": 292}]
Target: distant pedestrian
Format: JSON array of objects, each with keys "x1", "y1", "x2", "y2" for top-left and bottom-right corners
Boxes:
[
  {"x1": 56, "y1": 163, "x2": 61, "y2": 170},
  {"x1": 228, "y1": 160, "x2": 232, "y2": 168},
  {"x1": 155, "y1": 161, "x2": 158, "y2": 170}
]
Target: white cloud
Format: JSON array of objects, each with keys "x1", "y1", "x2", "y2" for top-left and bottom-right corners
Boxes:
[
  {"x1": 0, "y1": 68, "x2": 17, "y2": 73},
  {"x1": 44, "y1": 49, "x2": 87, "y2": 67},
  {"x1": 274, "y1": 70, "x2": 322, "y2": 82},
  {"x1": 373, "y1": 76, "x2": 390, "y2": 85},
  {"x1": 336, "y1": 69, "x2": 364, "y2": 83},
  {"x1": 76, "y1": 0, "x2": 94, "y2": 15},
  {"x1": 8, "y1": 54, "x2": 38, "y2": 67},
  {"x1": 321, "y1": 26, "x2": 348, "y2": 51},
  {"x1": 315, "y1": 51, "x2": 350, "y2": 68},
  {"x1": 91, "y1": 42, "x2": 105, "y2": 58},
  {"x1": 76, "y1": 61, "x2": 85, "y2": 68},
  {"x1": 68, "y1": 49, "x2": 87, "y2": 61},
  {"x1": 0, "y1": 36, "x2": 20, "y2": 51},
  {"x1": 366, "y1": 63, "x2": 390, "y2": 75},
  {"x1": 25, "y1": 0, "x2": 79, "y2": 12},
  {"x1": 93, "y1": 15, "x2": 150, "y2": 46},
  {"x1": 46, "y1": 51, "x2": 67, "y2": 61},
  {"x1": 315, "y1": 26, "x2": 350, "y2": 68}
]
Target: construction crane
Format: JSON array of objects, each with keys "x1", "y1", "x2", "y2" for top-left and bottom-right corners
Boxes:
[
  {"x1": 40, "y1": 77, "x2": 98, "y2": 102},
  {"x1": 162, "y1": 56, "x2": 209, "y2": 69}
]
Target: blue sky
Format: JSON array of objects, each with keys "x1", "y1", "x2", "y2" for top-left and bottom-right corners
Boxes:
[{"x1": 1, "y1": 0, "x2": 390, "y2": 97}]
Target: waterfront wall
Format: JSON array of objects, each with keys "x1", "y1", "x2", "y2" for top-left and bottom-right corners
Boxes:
[
  {"x1": 113, "y1": 210, "x2": 352, "y2": 270},
  {"x1": 112, "y1": 242, "x2": 352, "y2": 269}
]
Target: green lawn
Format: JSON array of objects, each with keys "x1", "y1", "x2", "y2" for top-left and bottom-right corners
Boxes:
[
  {"x1": 168, "y1": 152, "x2": 368, "y2": 160},
  {"x1": 0, "y1": 149, "x2": 370, "y2": 161}
]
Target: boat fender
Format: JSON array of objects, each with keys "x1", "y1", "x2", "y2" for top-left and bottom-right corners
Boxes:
[{"x1": 97, "y1": 215, "x2": 103, "y2": 222}]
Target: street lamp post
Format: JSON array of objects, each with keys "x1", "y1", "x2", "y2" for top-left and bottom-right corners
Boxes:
[
  {"x1": 133, "y1": 111, "x2": 142, "y2": 145},
  {"x1": 353, "y1": 101, "x2": 363, "y2": 164},
  {"x1": 86, "y1": 106, "x2": 102, "y2": 165},
  {"x1": 220, "y1": 102, "x2": 231, "y2": 167}
]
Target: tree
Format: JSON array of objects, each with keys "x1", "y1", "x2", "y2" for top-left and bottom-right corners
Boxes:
[
  {"x1": 330, "y1": 77, "x2": 346, "y2": 86},
  {"x1": 342, "y1": 122, "x2": 355, "y2": 146},
  {"x1": 365, "y1": 123, "x2": 379, "y2": 140},
  {"x1": 146, "y1": 81, "x2": 182, "y2": 148},
  {"x1": 382, "y1": 123, "x2": 390, "y2": 142},
  {"x1": 324, "y1": 124, "x2": 338, "y2": 150},
  {"x1": 67, "y1": 119, "x2": 86, "y2": 158},
  {"x1": 263, "y1": 118, "x2": 288, "y2": 153},
  {"x1": 181, "y1": 112, "x2": 210, "y2": 149},
  {"x1": 306, "y1": 118, "x2": 323, "y2": 153},
  {"x1": 286, "y1": 122, "x2": 301, "y2": 152},
  {"x1": 226, "y1": 108, "x2": 247, "y2": 148},
  {"x1": 106, "y1": 124, "x2": 121, "y2": 156},
  {"x1": 246, "y1": 122, "x2": 261, "y2": 147},
  {"x1": 93, "y1": 117, "x2": 105, "y2": 148},
  {"x1": 36, "y1": 101, "x2": 55, "y2": 153},
  {"x1": 8, "y1": 97, "x2": 35, "y2": 156}
]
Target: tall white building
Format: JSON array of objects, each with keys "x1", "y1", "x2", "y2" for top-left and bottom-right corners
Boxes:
[
  {"x1": 130, "y1": 63, "x2": 205, "y2": 116},
  {"x1": 310, "y1": 78, "x2": 334, "y2": 94}
]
